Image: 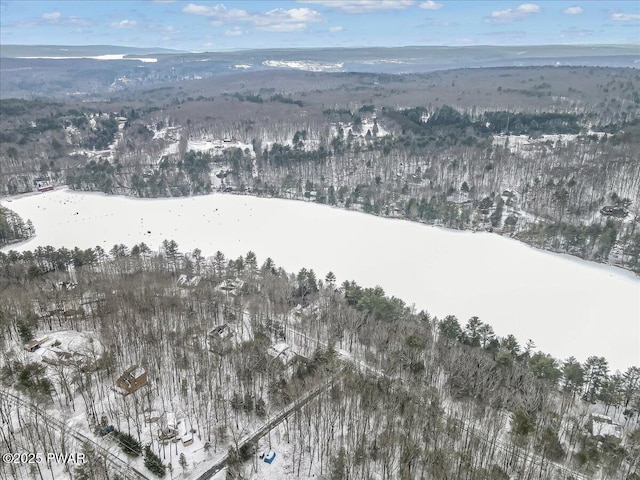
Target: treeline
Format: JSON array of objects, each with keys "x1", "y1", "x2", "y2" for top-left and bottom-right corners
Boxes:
[
  {"x1": 232, "y1": 92, "x2": 304, "y2": 107},
  {"x1": 389, "y1": 105, "x2": 582, "y2": 139},
  {"x1": 247, "y1": 114, "x2": 639, "y2": 272},
  {"x1": 0, "y1": 98, "x2": 63, "y2": 117},
  {"x1": 131, "y1": 150, "x2": 217, "y2": 197},
  {"x1": 0, "y1": 105, "x2": 120, "y2": 153},
  {"x1": 66, "y1": 159, "x2": 116, "y2": 193},
  {"x1": 519, "y1": 219, "x2": 639, "y2": 264},
  {"x1": 1, "y1": 243, "x2": 638, "y2": 411},
  {"x1": 61, "y1": 120, "x2": 640, "y2": 273},
  {"x1": 1, "y1": 244, "x2": 638, "y2": 479},
  {"x1": 262, "y1": 143, "x2": 329, "y2": 168},
  {"x1": 82, "y1": 115, "x2": 120, "y2": 150},
  {"x1": 66, "y1": 148, "x2": 254, "y2": 197},
  {"x1": 0, "y1": 105, "x2": 155, "y2": 195},
  {"x1": 0, "y1": 206, "x2": 34, "y2": 247}
]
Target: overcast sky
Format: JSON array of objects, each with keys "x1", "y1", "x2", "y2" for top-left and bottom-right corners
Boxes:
[{"x1": 1, "y1": 1, "x2": 639, "y2": 51}]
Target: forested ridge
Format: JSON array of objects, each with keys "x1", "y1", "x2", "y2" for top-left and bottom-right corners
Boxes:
[
  {"x1": 0, "y1": 244, "x2": 639, "y2": 479},
  {"x1": 2, "y1": 65, "x2": 639, "y2": 477},
  {"x1": 60, "y1": 106, "x2": 640, "y2": 273},
  {"x1": 3, "y1": 67, "x2": 637, "y2": 273}
]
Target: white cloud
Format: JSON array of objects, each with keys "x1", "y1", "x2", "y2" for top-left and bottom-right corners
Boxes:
[
  {"x1": 254, "y1": 8, "x2": 325, "y2": 31},
  {"x1": 183, "y1": 3, "x2": 216, "y2": 16},
  {"x1": 32, "y1": 12, "x2": 93, "y2": 27},
  {"x1": 42, "y1": 12, "x2": 61, "y2": 21},
  {"x1": 518, "y1": 3, "x2": 540, "y2": 13},
  {"x1": 184, "y1": 3, "x2": 325, "y2": 32},
  {"x1": 183, "y1": 3, "x2": 250, "y2": 20},
  {"x1": 299, "y1": 1, "x2": 415, "y2": 13},
  {"x1": 611, "y1": 12, "x2": 640, "y2": 21},
  {"x1": 68, "y1": 17, "x2": 91, "y2": 25},
  {"x1": 563, "y1": 6, "x2": 583, "y2": 15},
  {"x1": 256, "y1": 21, "x2": 308, "y2": 32},
  {"x1": 225, "y1": 26, "x2": 243, "y2": 36},
  {"x1": 485, "y1": 3, "x2": 540, "y2": 24},
  {"x1": 110, "y1": 19, "x2": 138, "y2": 29},
  {"x1": 330, "y1": 25, "x2": 343, "y2": 32},
  {"x1": 419, "y1": 1, "x2": 442, "y2": 11}
]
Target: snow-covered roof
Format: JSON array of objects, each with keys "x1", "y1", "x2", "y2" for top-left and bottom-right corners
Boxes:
[
  {"x1": 593, "y1": 422, "x2": 623, "y2": 439},
  {"x1": 24, "y1": 336, "x2": 50, "y2": 351},
  {"x1": 217, "y1": 278, "x2": 244, "y2": 294},
  {"x1": 131, "y1": 366, "x2": 146, "y2": 378},
  {"x1": 165, "y1": 412, "x2": 176, "y2": 429},
  {"x1": 177, "y1": 419, "x2": 188, "y2": 438},
  {"x1": 209, "y1": 324, "x2": 233, "y2": 339},
  {"x1": 269, "y1": 342, "x2": 290, "y2": 356},
  {"x1": 177, "y1": 274, "x2": 201, "y2": 287},
  {"x1": 591, "y1": 413, "x2": 611, "y2": 423},
  {"x1": 267, "y1": 343, "x2": 298, "y2": 364},
  {"x1": 112, "y1": 385, "x2": 130, "y2": 396},
  {"x1": 41, "y1": 348, "x2": 74, "y2": 364}
]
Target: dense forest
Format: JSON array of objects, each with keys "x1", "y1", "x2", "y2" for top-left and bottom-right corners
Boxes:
[
  {"x1": 3, "y1": 67, "x2": 637, "y2": 273},
  {"x1": 1, "y1": 65, "x2": 639, "y2": 478},
  {"x1": 0, "y1": 206, "x2": 34, "y2": 247},
  {"x1": 59, "y1": 104, "x2": 640, "y2": 273},
  {"x1": 0, "y1": 244, "x2": 638, "y2": 479}
]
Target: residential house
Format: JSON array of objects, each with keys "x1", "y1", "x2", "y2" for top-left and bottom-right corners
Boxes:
[
  {"x1": 177, "y1": 274, "x2": 201, "y2": 287},
  {"x1": 217, "y1": 279, "x2": 245, "y2": 298},
  {"x1": 208, "y1": 324, "x2": 234, "y2": 354},
  {"x1": 591, "y1": 413, "x2": 623, "y2": 441},
  {"x1": 158, "y1": 412, "x2": 178, "y2": 441},
  {"x1": 114, "y1": 365, "x2": 148, "y2": 395},
  {"x1": 42, "y1": 349, "x2": 75, "y2": 366},
  {"x1": 267, "y1": 342, "x2": 300, "y2": 367},
  {"x1": 23, "y1": 336, "x2": 50, "y2": 352}
]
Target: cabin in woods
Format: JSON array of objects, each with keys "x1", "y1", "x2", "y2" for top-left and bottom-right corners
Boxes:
[
  {"x1": 114, "y1": 365, "x2": 148, "y2": 395},
  {"x1": 208, "y1": 323, "x2": 234, "y2": 354},
  {"x1": 23, "y1": 336, "x2": 50, "y2": 352}
]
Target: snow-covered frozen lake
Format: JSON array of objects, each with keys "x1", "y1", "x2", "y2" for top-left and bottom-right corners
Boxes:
[{"x1": 2, "y1": 189, "x2": 639, "y2": 371}]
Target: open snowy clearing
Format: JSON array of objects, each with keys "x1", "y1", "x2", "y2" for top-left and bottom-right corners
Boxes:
[
  {"x1": 261, "y1": 60, "x2": 344, "y2": 72},
  {"x1": 2, "y1": 189, "x2": 638, "y2": 371}
]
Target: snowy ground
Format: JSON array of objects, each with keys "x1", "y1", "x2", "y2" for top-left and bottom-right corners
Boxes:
[
  {"x1": 492, "y1": 131, "x2": 606, "y2": 153},
  {"x1": 261, "y1": 60, "x2": 344, "y2": 72},
  {"x1": 1, "y1": 189, "x2": 638, "y2": 371},
  {"x1": 330, "y1": 118, "x2": 389, "y2": 139},
  {"x1": 188, "y1": 139, "x2": 254, "y2": 156},
  {"x1": 159, "y1": 138, "x2": 255, "y2": 159}
]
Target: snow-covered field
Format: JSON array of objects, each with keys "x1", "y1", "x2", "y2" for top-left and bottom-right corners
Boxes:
[
  {"x1": 187, "y1": 139, "x2": 254, "y2": 156},
  {"x1": 492, "y1": 131, "x2": 606, "y2": 153},
  {"x1": 2, "y1": 189, "x2": 638, "y2": 371},
  {"x1": 261, "y1": 60, "x2": 344, "y2": 72}
]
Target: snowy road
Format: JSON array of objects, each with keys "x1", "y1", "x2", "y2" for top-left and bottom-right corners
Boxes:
[
  {"x1": 0, "y1": 389, "x2": 146, "y2": 480},
  {"x1": 194, "y1": 368, "x2": 343, "y2": 480}
]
